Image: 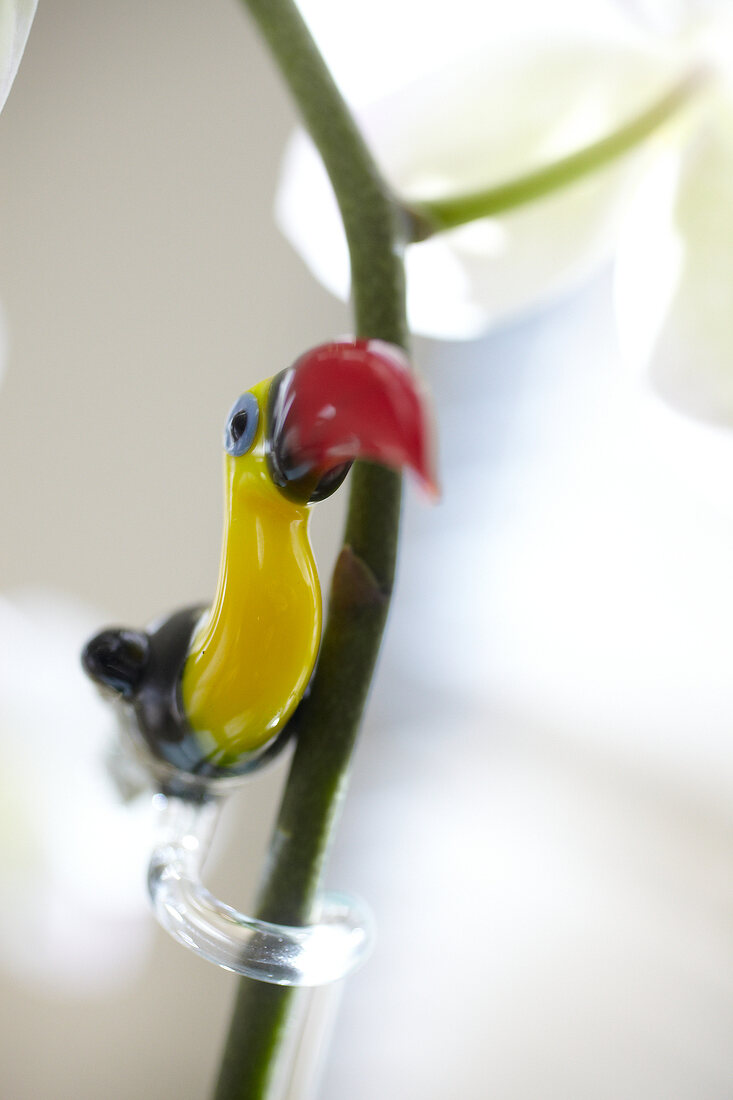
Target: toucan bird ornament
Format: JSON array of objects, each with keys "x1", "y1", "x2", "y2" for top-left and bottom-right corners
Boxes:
[{"x1": 83, "y1": 340, "x2": 435, "y2": 785}]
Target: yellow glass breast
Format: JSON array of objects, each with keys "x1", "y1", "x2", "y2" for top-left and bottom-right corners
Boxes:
[{"x1": 180, "y1": 380, "x2": 321, "y2": 764}]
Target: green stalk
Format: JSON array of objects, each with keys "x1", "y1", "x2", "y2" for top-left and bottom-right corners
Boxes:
[
  {"x1": 213, "y1": 2, "x2": 408, "y2": 1097},
  {"x1": 211, "y1": 11, "x2": 708, "y2": 1098},
  {"x1": 408, "y1": 64, "x2": 711, "y2": 238}
]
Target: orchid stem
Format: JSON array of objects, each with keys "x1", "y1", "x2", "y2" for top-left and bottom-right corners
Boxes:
[
  {"x1": 407, "y1": 64, "x2": 712, "y2": 239},
  {"x1": 212, "y1": 2, "x2": 409, "y2": 1098}
]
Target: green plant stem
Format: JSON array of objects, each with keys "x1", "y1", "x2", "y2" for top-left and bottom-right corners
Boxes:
[
  {"x1": 212, "y1": 2, "x2": 409, "y2": 1098},
  {"x1": 408, "y1": 64, "x2": 711, "y2": 238}
]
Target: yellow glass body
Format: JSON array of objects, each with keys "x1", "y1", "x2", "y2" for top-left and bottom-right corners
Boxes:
[{"x1": 180, "y1": 379, "x2": 321, "y2": 765}]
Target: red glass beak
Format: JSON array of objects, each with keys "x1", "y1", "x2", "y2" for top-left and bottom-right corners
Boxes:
[{"x1": 268, "y1": 340, "x2": 438, "y2": 499}]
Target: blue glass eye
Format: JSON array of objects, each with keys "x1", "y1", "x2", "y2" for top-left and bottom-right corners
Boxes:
[{"x1": 224, "y1": 392, "x2": 259, "y2": 456}]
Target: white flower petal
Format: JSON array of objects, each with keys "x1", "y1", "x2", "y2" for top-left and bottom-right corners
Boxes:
[
  {"x1": 612, "y1": 0, "x2": 727, "y2": 35},
  {"x1": 277, "y1": 38, "x2": 686, "y2": 339},
  {"x1": 296, "y1": 0, "x2": 649, "y2": 105},
  {"x1": 275, "y1": 131, "x2": 350, "y2": 304},
  {"x1": 615, "y1": 93, "x2": 733, "y2": 425},
  {"x1": 0, "y1": 0, "x2": 37, "y2": 115}
]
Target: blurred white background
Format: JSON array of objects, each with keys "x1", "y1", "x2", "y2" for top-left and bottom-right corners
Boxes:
[{"x1": 1, "y1": 2, "x2": 733, "y2": 1098}]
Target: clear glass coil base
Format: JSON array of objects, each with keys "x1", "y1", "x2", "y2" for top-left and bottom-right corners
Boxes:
[{"x1": 147, "y1": 791, "x2": 375, "y2": 986}]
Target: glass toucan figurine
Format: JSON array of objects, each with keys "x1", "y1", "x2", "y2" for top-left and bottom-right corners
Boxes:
[{"x1": 82, "y1": 339, "x2": 435, "y2": 788}]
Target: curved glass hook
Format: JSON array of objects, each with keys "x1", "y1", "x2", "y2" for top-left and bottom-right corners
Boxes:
[{"x1": 147, "y1": 790, "x2": 375, "y2": 986}]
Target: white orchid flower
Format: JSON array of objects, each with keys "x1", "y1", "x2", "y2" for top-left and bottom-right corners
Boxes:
[
  {"x1": 278, "y1": 39, "x2": 689, "y2": 340},
  {"x1": 0, "y1": 0, "x2": 37, "y2": 115},
  {"x1": 277, "y1": 1, "x2": 697, "y2": 338},
  {"x1": 280, "y1": 0, "x2": 733, "y2": 428},
  {"x1": 0, "y1": 590, "x2": 154, "y2": 995}
]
